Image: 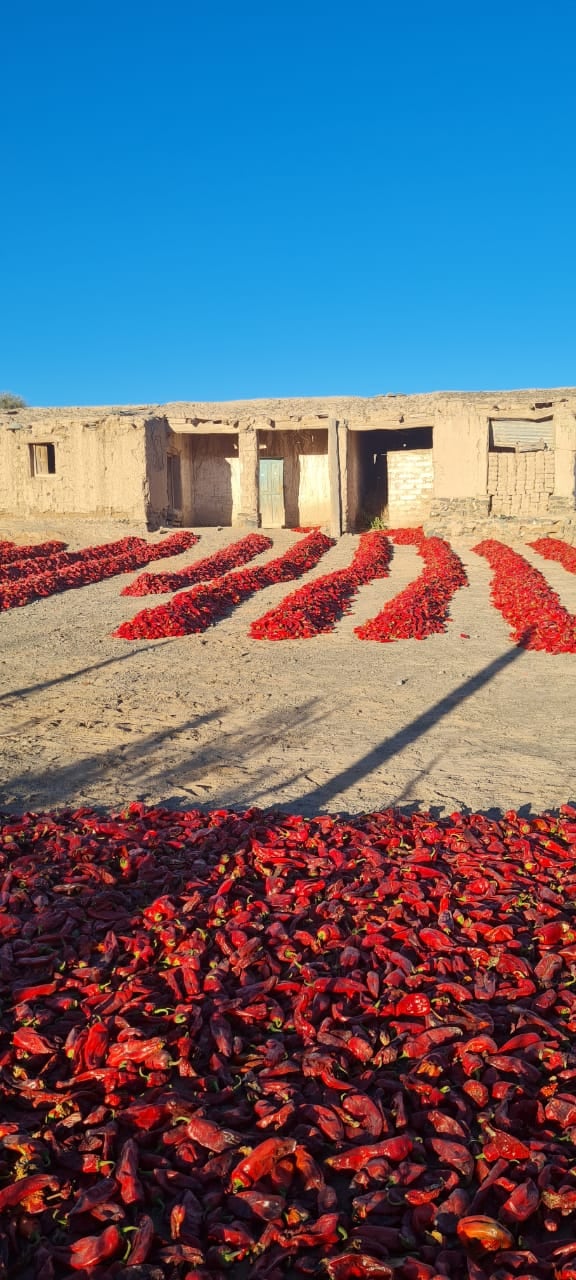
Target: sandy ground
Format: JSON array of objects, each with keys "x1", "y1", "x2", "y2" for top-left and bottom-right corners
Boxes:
[{"x1": 1, "y1": 518, "x2": 575, "y2": 818}]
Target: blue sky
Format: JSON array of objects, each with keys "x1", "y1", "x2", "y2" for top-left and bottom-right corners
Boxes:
[{"x1": 1, "y1": 1, "x2": 575, "y2": 404}]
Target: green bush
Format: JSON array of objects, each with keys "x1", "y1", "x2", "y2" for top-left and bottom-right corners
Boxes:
[{"x1": 0, "y1": 391, "x2": 26, "y2": 410}]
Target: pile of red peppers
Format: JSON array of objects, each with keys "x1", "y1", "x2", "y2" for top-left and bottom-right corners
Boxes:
[
  {"x1": 0, "y1": 540, "x2": 67, "y2": 564},
  {"x1": 473, "y1": 540, "x2": 576, "y2": 653},
  {"x1": 115, "y1": 532, "x2": 334, "y2": 641},
  {"x1": 121, "y1": 535, "x2": 273, "y2": 597},
  {"x1": 529, "y1": 538, "x2": 576, "y2": 578},
  {"x1": 0, "y1": 534, "x2": 198, "y2": 612},
  {"x1": 1, "y1": 804, "x2": 576, "y2": 1277},
  {"x1": 249, "y1": 533, "x2": 392, "y2": 640},
  {"x1": 355, "y1": 531, "x2": 468, "y2": 643}
]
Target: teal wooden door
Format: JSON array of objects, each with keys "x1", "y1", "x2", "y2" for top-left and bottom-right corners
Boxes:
[{"x1": 259, "y1": 458, "x2": 285, "y2": 527}]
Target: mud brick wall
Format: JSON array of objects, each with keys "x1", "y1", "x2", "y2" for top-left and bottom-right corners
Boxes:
[
  {"x1": 189, "y1": 435, "x2": 241, "y2": 526},
  {"x1": 387, "y1": 450, "x2": 434, "y2": 525},
  {"x1": 488, "y1": 450, "x2": 555, "y2": 517}
]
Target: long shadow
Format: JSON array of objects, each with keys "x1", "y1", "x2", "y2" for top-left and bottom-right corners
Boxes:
[
  {"x1": 297, "y1": 645, "x2": 524, "y2": 813},
  {"x1": 1, "y1": 699, "x2": 328, "y2": 813},
  {"x1": 0, "y1": 709, "x2": 222, "y2": 810},
  {"x1": 0, "y1": 645, "x2": 170, "y2": 703}
]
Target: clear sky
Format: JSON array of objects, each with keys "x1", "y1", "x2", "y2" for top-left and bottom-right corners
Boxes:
[{"x1": 1, "y1": 0, "x2": 575, "y2": 405}]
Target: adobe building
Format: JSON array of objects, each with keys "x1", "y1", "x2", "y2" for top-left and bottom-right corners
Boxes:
[{"x1": 1, "y1": 389, "x2": 575, "y2": 537}]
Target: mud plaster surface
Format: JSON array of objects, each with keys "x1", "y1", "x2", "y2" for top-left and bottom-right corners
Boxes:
[{"x1": 1, "y1": 518, "x2": 575, "y2": 818}]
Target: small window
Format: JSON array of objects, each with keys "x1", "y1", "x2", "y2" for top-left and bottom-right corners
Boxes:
[{"x1": 29, "y1": 443, "x2": 56, "y2": 476}]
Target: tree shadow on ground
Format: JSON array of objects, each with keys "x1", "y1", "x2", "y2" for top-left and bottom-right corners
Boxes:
[
  {"x1": 292, "y1": 645, "x2": 525, "y2": 814},
  {"x1": 0, "y1": 645, "x2": 170, "y2": 703},
  {"x1": 0, "y1": 700, "x2": 329, "y2": 814},
  {"x1": 2, "y1": 642, "x2": 557, "y2": 822}
]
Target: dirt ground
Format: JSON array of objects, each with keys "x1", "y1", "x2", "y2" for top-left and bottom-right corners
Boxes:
[{"x1": 1, "y1": 518, "x2": 575, "y2": 818}]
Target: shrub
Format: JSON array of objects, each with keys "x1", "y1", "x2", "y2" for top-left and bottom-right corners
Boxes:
[{"x1": 0, "y1": 392, "x2": 26, "y2": 410}]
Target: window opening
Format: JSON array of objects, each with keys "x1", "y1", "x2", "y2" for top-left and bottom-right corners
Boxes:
[{"x1": 29, "y1": 443, "x2": 56, "y2": 476}]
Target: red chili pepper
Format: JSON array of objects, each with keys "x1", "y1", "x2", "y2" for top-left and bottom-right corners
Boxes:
[
  {"x1": 231, "y1": 1190, "x2": 285, "y2": 1221},
  {"x1": 12, "y1": 1027, "x2": 54, "y2": 1055},
  {"x1": 82, "y1": 1021, "x2": 110, "y2": 1069},
  {"x1": 341, "y1": 1094, "x2": 384, "y2": 1138},
  {"x1": 0, "y1": 1175, "x2": 58, "y2": 1211},
  {"x1": 107, "y1": 1035, "x2": 166, "y2": 1067},
  {"x1": 483, "y1": 1130, "x2": 532, "y2": 1162},
  {"x1": 323, "y1": 1255, "x2": 393, "y2": 1278},
  {"x1": 429, "y1": 1139, "x2": 475, "y2": 1178},
  {"x1": 456, "y1": 1215, "x2": 515, "y2": 1256},
  {"x1": 395, "y1": 993, "x2": 432, "y2": 1017},
  {"x1": 185, "y1": 1116, "x2": 242, "y2": 1150},
  {"x1": 301, "y1": 1104, "x2": 345, "y2": 1142},
  {"x1": 114, "y1": 1137, "x2": 144, "y2": 1204},
  {"x1": 230, "y1": 1138, "x2": 297, "y2": 1191},
  {"x1": 326, "y1": 1136, "x2": 413, "y2": 1171},
  {"x1": 500, "y1": 1178, "x2": 540, "y2": 1224},
  {"x1": 65, "y1": 1225, "x2": 123, "y2": 1270},
  {"x1": 127, "y1": 1214, "x2": 155, "y2": 1265}
]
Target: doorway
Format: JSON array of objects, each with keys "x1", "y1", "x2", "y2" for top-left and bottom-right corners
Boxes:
[
  {"x1": 259, "y1": 458, "x2": 285, "y2": 527},
  {"x1": 355, "y1": 426, "x2": 433, "y2": 527},
  {"x1": 167, "y1": 454, "x2": 182, "y2": 512}
]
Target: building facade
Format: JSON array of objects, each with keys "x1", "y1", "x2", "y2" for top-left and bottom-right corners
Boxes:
[{"x1": 1, "y1": 390, "x2": 575, "y2": 535}]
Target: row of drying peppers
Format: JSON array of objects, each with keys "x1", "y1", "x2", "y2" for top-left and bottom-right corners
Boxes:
[
  {"x1": 473, "y1": 540, "x2": 576, "y2": 654},
  {"x1": 117, "y1": 529, "x2": 468, "y2": 644},
  {"x1": 4, "y1": 530, "x2": 576, "y2": 653},
  {"x1": 0, "y1": 533, "x2": 198, "y2": 611},
  {"x1": 1, "y1": 804, "x2": 576, "y2": 1277},
  {"x1": 354, "y1": 529, "x2": 468, "y2": 643},
  {"x1": 114, "y1": 531, "x2": 335, "y2": 640},
  {"x1": 121, "y1": 534, "x2": 273, "y2": 597},
  {"x1": 249, "y1": 532, "x2": 393, "y2": 639},
  {"x1": 0, "y1": 539, "x2": 67, "y2": 565}
]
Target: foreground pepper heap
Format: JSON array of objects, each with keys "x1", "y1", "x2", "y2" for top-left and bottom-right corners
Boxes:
[{"x1": 1, "y1": 805, "x2": 576, "y2": 1278}]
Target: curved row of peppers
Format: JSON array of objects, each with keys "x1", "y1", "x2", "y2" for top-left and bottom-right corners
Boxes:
[
  {"x1": 0, "y1": 538, "x2": 67, "y2": 565},
  {"x1": 0, "y1": 537, "x2": 157, "y2": 582},
  {"x1": 530, "y1": 536, "x2": 576, "y2": 576},
  {"x1": 115, "y1": 530, "x2": 334, "y2": 640},
  {"x1": 0, "y1": 803, "x2": 576, "y2": 1277},
  {"x1": 355, "y1": 529, "x2": 468, "y2": 642},
  {"x1": 121, "y1": 533, "x2": 273, "y2": 597},
  {"x1": 0, "y1": 532, "x2": 198, "y2": 611},
  {"x1": 473, "y1": 540, "x2": 576, "y2": 653},
  {"x1": 249, "y1": 532, "x2": 393, "y2": 639}
]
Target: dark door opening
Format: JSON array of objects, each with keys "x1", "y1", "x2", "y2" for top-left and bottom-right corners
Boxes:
[
  {"x1": 167, "y1": 454, "x2": 182, "y2": 511},
  {"x1": 356, "y1": 427, "x2": 433, "y2": 528}
]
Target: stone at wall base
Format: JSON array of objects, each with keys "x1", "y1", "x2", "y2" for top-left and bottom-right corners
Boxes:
[
  {"x1": 430, "y1": 498, "x2": 491, "y2": 519},
  {"x1": 548, "y1": 496, "x2": 576, "y2": 515},
  {"x1": 423, "y1": 514, "x2": 576, "y2": 544},
  {"x1": 233, "y1": 514, "x2": 261, "y2": 529}
]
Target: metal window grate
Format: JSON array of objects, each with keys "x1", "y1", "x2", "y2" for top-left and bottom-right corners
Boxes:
[{"x1": 490, "y1": 418, "x2": 554, "y2": 451}]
